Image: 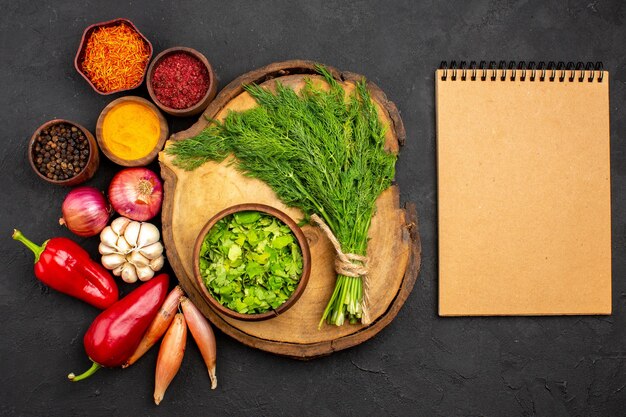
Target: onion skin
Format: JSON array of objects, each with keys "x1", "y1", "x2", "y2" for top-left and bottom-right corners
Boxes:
[
  {"x1": 181, "y1": 296, "x2": 217, "y2": 389},
  {"x1": 59, "y1": 186, "x2": 111, "y2": 237},
  {"x1": 154, "y1": 313, "x2": 187, "y2": 405},
  {"x1": 123, "y1": 286, "x2": 184, "y2": 368},
  {"x1": 109, "y1": 168, "x2": 163, "y2": 222}
]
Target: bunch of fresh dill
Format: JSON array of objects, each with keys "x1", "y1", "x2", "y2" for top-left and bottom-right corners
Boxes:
[{"x1": 167, "y1": 66, "x2": 397, "y2": 326}]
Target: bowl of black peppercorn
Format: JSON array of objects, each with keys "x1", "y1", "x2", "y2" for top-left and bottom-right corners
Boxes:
[{"x1": 28, "y1": 119, "x2": 99, "y2": 186}]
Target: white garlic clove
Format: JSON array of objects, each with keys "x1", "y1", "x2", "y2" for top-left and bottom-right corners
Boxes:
[
  {"x1": 112, "y1": 264, "x2": 124, "y2": 277},
  {"x1": 100, "y1": 226, "x2": 118, "y2": 247},
  {"x1": 139, "y1": 241, "x2": 164, "y2": 260},
  {"x1": 121, "y1": 263, "x2": 138, "y2": 283},
  {"x1": 116, "y1": 236, "x2": 132, "y2": 254},
  {"x1": 149, "y1": 255, "x2": 165, "y2": 271},
  {"x1": 101, "y1": 253, "x2": 126, "y2": 270},
  {"x1": 110, "y1": 216, "x2": 132, "y2": 235},
  {"x1": 98, "y1": 242, "x2": 119, "y2": 256},
  {"x1": 136, "y1": 265, "x2": 155, "y2": 282},
  {"x1": 129, "y1": 250, "x2": 150, "y2": 267},
  {"x1": 123, "y1": 221, "x2": 141, "y2": 247},
  {"x1": 137, "y1": 223, "x2": 160, "y2": 248}
]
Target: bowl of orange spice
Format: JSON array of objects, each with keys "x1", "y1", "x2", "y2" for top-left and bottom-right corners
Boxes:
[
  {"x1": 96, "y1": 96, "x2": 168, "y2": 166},
  {"x1": 75, "y1": 18, "x2": 152, "y2": 95}
]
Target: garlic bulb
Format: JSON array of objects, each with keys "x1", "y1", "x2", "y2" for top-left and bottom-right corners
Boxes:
[{"x1": 99, "y1": 217, "x2": 166, "y2": 283}]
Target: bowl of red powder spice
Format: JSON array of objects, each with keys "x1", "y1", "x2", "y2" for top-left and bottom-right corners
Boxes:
[
  {"x1": 146, "y1": 47, "x2": 217, "y2": 117},
  {"x1": 75, "y1": 18, "x2": 153, "y2": 95}
]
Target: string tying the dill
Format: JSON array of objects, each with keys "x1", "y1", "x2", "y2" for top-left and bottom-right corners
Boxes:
[{"x1": 309, "y1": 213, "x2": 371, "y2": 325}]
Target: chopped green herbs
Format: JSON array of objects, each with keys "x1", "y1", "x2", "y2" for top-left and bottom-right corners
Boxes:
[
  {"x1": 199, "y1": 211, "x2": 303, "y2": 314},
  {"x1": 169, "y1": 66, "x2": 396, "y2": 326}
]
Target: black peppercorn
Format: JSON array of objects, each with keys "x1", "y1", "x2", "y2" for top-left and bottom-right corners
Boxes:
[{"x1": 32, "y1": 122, "x2": 90, "y2": 181}]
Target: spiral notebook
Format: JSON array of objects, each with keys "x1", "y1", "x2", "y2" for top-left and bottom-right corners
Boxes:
[{"x1": 436, "y1": 61, "x2": 612, "y2": 316}]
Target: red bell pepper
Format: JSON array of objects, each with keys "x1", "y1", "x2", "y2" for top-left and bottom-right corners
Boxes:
[
  {"x1": 12, "y1": 229, "x2": 118, "y2": 309},
  {"x1": 68, "y1": 273, "x2": 170, "y2": 381}
]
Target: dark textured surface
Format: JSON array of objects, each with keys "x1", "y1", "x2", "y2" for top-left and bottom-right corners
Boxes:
[{"x1": 0, "y1": 1, "x2": 624, "y2": 416}]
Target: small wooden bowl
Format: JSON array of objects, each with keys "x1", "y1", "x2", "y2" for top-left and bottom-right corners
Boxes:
[
  {"x1": 28, "y1": 119, "x2": 99, "y2": 186},
  {"x1": 96, "y1": 96, "x2": 169, "y2": 167},
  {"x1": 75, "y1": 18, "x2": 153, "y2": 95},
  {"x1": 146, "y1": 47, "x2": 217, "y2": 117},
  {"x1": 193, "y1": 204, "x2": 311, "y2": 321}
]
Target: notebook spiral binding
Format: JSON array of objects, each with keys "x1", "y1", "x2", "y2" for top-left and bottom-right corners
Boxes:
[{"x1": 439, "y1": 61, "x2": 604, "y2": 82}]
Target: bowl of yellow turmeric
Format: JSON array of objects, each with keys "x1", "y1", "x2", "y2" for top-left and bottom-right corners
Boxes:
[{"x1": 96, "y1": 96, "x2": 169, "y2": 167}]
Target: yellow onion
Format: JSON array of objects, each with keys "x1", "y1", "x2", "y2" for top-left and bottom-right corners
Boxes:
[{"x1": 59, "y1": 186, "x2": 112, "y2": 237}]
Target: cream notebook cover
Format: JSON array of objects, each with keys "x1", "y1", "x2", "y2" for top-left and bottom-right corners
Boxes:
[{"x1": 435, "y1": 61, "x2": 611, "y2": 316}]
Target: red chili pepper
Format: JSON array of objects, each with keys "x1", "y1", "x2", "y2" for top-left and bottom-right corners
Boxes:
[
  {"x1": 12, "y1": 229, "x2": 118, "y2": 309},
  {"x1": 68, "y1": 273, "x2": 169, "y2": 381}
]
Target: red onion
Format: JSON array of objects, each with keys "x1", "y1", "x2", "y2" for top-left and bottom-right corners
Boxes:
[
  {"x1": 109, "y1": 168, "x2": 163, "y2": 221},
  {"x1": 59, "y1": 186, "x2": 112, "y2": 237}
]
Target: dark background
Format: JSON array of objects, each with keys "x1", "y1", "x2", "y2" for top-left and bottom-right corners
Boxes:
[{"x1": 1, "y1": 1, "x2": 624, "y2": 416}]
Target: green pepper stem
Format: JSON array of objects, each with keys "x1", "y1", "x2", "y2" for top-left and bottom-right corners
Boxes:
[
  {"x1": 67, "y1": 361, "x2": 102, "y2": 382},
  {"x1": 12, "y1": 229, "x2": 45, "y2": 263}
]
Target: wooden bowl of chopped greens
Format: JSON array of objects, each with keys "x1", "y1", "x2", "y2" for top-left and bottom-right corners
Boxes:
[{"x1": 193, "y1": 204, "x2": 311, "y2": 321}]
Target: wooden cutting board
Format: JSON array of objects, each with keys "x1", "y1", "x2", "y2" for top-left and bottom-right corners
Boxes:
[{"x1": 159, "y1": 60, "x2": 421, "y2": 359}]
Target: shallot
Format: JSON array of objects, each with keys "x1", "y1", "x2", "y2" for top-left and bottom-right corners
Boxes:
[
  {"x1": 124, "y1": 286, "x2": 184, "y2": 368},
  {"x1": 154, "y1": 313, "x2": 187, "y2": 405},
  {"x1": 181, "y1": 296, "x2": 217, "y2": 389}
]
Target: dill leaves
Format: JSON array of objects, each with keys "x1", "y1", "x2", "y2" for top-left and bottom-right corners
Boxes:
[{"x1": 168, "y1": 66, "x2": 397, "y2": 326}]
